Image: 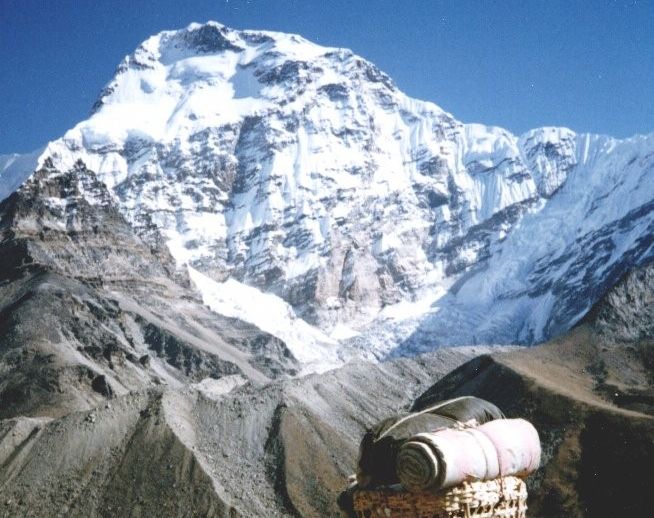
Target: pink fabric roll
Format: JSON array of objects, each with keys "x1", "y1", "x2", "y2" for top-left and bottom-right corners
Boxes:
[
  {"x1": 396, "y1": 418, "x2": 541, "y2": 492},
  {"x1": 477, "y1": 418, "x2": 541, "y2": 477}
]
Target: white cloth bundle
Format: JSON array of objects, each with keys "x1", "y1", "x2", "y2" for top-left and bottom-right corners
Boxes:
[{"x1": 396, "y1": 418, "x2": 541, "y2": 492}]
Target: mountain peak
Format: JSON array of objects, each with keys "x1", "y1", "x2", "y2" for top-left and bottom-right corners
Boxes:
[{"x1": 3, "y1": 22, "x2": 653, "y2": 364}]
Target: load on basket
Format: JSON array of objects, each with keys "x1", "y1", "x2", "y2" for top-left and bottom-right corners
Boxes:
[{"x1": 338, "y1": 396, "x2": 540, "y2": 518}]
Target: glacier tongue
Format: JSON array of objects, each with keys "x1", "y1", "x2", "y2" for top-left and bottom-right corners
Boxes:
[
  {"x1": 10, "y1": 21, "x2": 654, "y2": 364},
  {"x1": 188, "y1": 266, "x2": 342, "y2": 374}
]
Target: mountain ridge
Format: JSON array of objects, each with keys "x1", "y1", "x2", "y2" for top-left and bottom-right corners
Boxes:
[{"x1": 0, "y1": 158, "x2": 303, "y2": 419}]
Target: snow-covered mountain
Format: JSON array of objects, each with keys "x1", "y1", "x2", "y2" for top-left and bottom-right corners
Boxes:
[{"x1": 4, "y1": 21, "x2": 653, "y2": 362}]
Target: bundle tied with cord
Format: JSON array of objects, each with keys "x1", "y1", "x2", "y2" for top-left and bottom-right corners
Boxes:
[
  {"x1": 340, "y1": 397, "x2": 541, "y2": 518},
  {"x1": 396, "y1": 418, "x2": 541, "y2": 492},
  {"x1": 355, "y1": 396, "x2": 505, "y2": 489}
]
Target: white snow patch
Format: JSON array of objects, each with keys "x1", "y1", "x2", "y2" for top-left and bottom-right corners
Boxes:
[
  {"x1": 329, "y1": 324, "x2": 360, "y2": 341},
  {"x1": 191, "y1": 375, "x2": 247, "y2": 400}
]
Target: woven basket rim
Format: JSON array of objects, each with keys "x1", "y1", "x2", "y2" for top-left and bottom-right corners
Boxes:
[
  {"x1": 354, "y1": 475, "x2": 525, "y2": 495},
  {"x1": 352, "y1": 476, "x2": 528, "y2": 516}
]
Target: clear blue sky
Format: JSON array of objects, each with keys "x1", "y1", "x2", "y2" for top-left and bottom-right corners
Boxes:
[{"x1": 1, "y1": 0, "x2": 652, "y2": 154}]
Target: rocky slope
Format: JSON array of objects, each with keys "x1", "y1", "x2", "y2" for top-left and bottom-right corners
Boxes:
[
  {"x1": 414, "y1": 261, "x2": 654, "y2": 517},
  {"x1": 0, "y1": 159, "x2": 304, "y2": 420},
  {"x1": 414, "y1": 342, "x2": 653, "y2": 517},
  {"x1": 3, "y1": 22, "x2": 653, "y2": 365},
  {"x1": 1, "y1": 262, "x2": 651, "y2": 517},
  {"x1": 0, "y1": 346, "x2": 488, "y2": 517}
]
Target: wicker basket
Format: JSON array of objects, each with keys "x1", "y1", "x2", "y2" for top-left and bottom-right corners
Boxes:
[{"x1": 352, "y1": 477, "x2": 527, "y2": 518}]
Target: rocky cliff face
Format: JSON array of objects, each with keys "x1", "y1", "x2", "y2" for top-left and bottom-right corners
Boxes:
[{"x1": 3, "y1": 21, "x2": 653, "y2": 366}]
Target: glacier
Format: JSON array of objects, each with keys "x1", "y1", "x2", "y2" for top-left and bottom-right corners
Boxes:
[
  {"x1": 3, "y1": 21, "x2": 653, "y2": 364},
  {"x1": 188, "y1": 266, "x2": 342, "y2": 373}
]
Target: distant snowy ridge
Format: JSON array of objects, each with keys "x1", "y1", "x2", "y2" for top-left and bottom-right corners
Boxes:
[
  {"x1": 0, "y1": 149, "x2": 43, "y2": 202},
  {"x1": 4, "y1": 21, "x2": 653, "y2": 363}
]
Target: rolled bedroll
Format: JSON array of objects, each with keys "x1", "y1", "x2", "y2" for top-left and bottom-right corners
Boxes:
[
  {"x1": 396, "y1": 418, "x2": 541, "y2": 492},
  {"x1": 356, "y1": 396, "x2": 505, "y2": 488}
]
